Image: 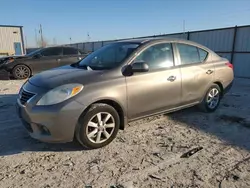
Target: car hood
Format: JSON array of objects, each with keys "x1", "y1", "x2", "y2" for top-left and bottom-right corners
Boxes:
[
  {"x1": 0, "y1": 55, "x2": 25, "y2": 59},
  {"x1": 0, "y1": 55, "x2": 27, "y2": 64},
  {"x1": 28, "y1": 65, "x2": 104, "y2": 89}
]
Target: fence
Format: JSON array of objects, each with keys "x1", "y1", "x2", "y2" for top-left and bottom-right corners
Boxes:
[{"x1": 27, "y1": 25, "x2": 250, "y2": 78}]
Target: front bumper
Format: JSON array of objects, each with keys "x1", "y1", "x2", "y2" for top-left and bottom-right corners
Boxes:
[
  {"x1": 16, "y1": 84, "x2": 87, "y2": 143},
  {"x1": 0, "y1": 69, "x2": 10, "y2": 79}
]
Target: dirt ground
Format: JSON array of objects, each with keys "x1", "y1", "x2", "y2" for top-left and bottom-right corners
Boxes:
[{"x1": 0, "y1": 78, "x2": 250, "y2": 188}]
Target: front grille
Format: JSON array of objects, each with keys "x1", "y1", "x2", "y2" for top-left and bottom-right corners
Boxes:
[{"x1": 20, "y1": 89, "x2": 35, "y2": 105}]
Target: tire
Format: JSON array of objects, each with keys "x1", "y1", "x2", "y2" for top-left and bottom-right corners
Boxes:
[
  {"x1": 198, "y1": 84, "x2": 221, "y2": 113},
  {"x1": 12, "y1": 65, "x2": 31, "y2": 79},
  {"x1": 76, "y1": 103, "x2": 120, "y2": 149}
]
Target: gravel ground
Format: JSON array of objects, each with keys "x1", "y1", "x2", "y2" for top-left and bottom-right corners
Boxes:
[{"x1": 0, "y1": 78, "x2": 250, "y2": 188}]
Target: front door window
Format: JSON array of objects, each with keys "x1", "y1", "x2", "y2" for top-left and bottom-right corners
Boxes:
[{"x1": 134, "y1": 43, "x2": 174, "y2": 70}]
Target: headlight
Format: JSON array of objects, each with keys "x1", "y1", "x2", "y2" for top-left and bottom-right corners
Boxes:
[
  {"x1": 8, "y1": 58, "x2": 15, "y2": 63},
  {"x1": 37, "y1": 84, "x2": 83, "y2": 106},
  {"x1": 4, "y1": 58, "x2": 14, "y2": 64}
]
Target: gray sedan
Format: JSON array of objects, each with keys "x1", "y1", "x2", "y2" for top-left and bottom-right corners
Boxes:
[{"x1": 16, "y1": 38, "x2": 234, "y2": 149}]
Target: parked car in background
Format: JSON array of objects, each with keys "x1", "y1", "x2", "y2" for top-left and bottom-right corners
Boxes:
[
  {"x1": 0, "y1": 46, "x2": 89, "y2": 79},
  {"x1": 16, "y1": 38, "x2": 234, "y2": 149}
]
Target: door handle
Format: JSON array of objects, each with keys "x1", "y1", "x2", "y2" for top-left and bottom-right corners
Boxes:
[
  {"x1": 206, "y1": 70, "x2": 213, "y2": 74},
  {"x1": 167, "y1": 76, "x2": 176, "y2": 82}
]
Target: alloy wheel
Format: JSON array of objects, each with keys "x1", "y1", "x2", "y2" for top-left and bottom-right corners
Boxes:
[
  {"x1": 15, "y1": 66, "x2": 30, "y2": 79},
  {"x1": 86, "y1": 112, "x2": 115, "y2": 144},
  {"x1": 207, "y1": 88, "x2": 220, "y2": 109}
]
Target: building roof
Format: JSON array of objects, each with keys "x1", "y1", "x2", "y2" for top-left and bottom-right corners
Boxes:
[{"x1": 0, "y1": 25, "x2": 23, "y2": 28}]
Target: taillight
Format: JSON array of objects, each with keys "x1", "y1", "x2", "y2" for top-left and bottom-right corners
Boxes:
[{"x1": 226, "y1": 62, "x2": 233, "y2": 69}]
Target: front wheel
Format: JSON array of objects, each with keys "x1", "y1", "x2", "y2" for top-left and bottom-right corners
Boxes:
[
  {"x1": 198, "y1": 84, "x2": 221, "y2": 113},
  {"x1": 76, "y1": 103, "x2": 120, "y2": 149},
  {"x1": 12, "y1": 65, "x2": 31, "y2": 79}
]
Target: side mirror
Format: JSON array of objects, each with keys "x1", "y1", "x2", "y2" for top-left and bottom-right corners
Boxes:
[{"x1": 131, "y1": 61, "x2": 149, "y2": 72}]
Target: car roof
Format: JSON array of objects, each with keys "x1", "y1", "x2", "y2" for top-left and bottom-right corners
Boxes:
[
  {"x1": 117, "y1": 37, "x2": 179, "y2": 43},
  {"x1": 117, "y1": 37, "x2": 212, "y2": 52},
  {"x1": 44, "y1": 46, "x2": 77, "y2": 49}
]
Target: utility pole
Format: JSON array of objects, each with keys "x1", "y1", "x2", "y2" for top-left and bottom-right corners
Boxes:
[
  {"x1": 69, "y1": 37, "x2": 72, "y2": 44},
  {"x1": 35, "y1": 28, "x2": 38, "y2": 47},
  {"x1": 39, "y1": 24, "x2": 44, "y2": 47},
  {"x1": 25, "y1": 35, "x2": 28, "y2": 48},
  {"x1": 53, "y1": 37, "x2": 57, "y2": 45},
  {"x1": 87, "y1": 32, "x2": 90, "y2": 42},
  {"x1": 183, "y1": 20, "x2": 186, "y2": 34},
  {"x1": 183, "y1": 20, "x2": 186, "y2": 39}
]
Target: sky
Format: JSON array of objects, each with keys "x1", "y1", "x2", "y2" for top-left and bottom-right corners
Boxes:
[{"x1": 1, "y1": 0, "x2": 250, "y2": 47}]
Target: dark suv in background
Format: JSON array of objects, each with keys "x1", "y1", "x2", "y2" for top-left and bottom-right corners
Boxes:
[{"x1": 0, "y1": 46, "x2": 88, "y2": 79}]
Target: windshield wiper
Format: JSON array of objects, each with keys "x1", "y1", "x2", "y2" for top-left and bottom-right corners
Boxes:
[{"x1": 72, "y1": 63, "x2": 95, "y2": 70}]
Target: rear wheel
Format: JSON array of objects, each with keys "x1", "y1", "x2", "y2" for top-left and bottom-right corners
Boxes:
[
  {"x1": 76, "y1": 103, "x2": 120, "y2": 149},
  {"x1": 198, "y1": 84, "x2": 221, "y2": 112},
  {"x1": 12, "y1": 65, "x2": 31, "y2": 79}
]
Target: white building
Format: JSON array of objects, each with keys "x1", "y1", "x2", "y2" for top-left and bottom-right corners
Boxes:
[{"x1": 0, "y1": 25, "x2": 25, "y2": 57}]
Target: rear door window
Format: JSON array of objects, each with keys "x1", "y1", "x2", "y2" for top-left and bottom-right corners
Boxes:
[
  {"x1": 176, "y1": 43, "x2": 200, "y2": 65},
  {"x1": 198, "y1": 48, "x2": 208, "y2": 62},
  {"x1": 41, "y1": 47, "x2": 62, "y2": 56},
  {"x1": 63, "y1": 47, "x2": 79, "y2": 55}
]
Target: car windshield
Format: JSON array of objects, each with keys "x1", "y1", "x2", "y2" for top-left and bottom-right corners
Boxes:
[
  {"x1": 25, "y1": 48, "x2": 43, "y2": 57},
  {"x1": 78, "y1": 42, "x2": 140, "y2": 70}
]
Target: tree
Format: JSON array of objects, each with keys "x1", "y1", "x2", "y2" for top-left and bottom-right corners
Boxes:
[{"x1": 37, "y1": 38, "x2": 48, "y2": 47}]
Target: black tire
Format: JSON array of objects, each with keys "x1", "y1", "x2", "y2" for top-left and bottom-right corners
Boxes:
[
  {"x1": 198, "y1": 84, "x2": 221, "y2": 113},
  {"x1": 12, "y1": 65, "x2": 31, "y2": 79},
  {"x1": 76, "y1": 103, "x2": 120, "y2": 149}
]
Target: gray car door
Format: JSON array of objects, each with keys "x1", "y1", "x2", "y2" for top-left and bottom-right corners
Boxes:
[
  {"x1": 174, "y1": 43, "x2": 214, "y2": 105},
  {"x1": 126, "y1": 42, "x2": 182, "y2": 120},
  {"x1": 31, "y1": 47, "x2": 63, "y2": 73}
]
